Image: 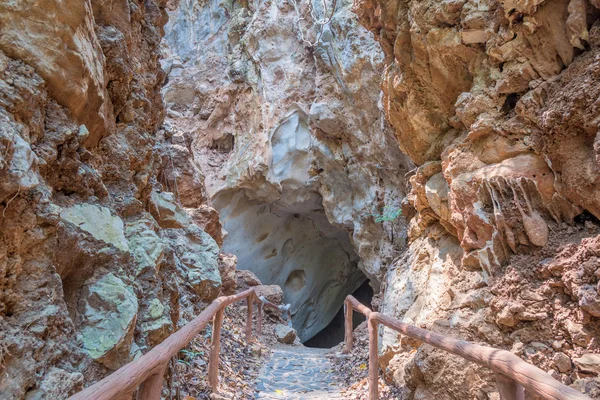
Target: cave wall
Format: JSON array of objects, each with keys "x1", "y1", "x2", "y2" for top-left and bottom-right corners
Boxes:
[
  {"x1": 162, "y1": 0, "x2": 410, "y2": 340},
  {"x1": 352, "y1": 0, "x2": 600, "y2": 397},
  {"x1": 215, "y1": 190, "x2": 364, "y2": 341},
  {"x1": 161, "y1": 0, "x2": 600, "y2": 396},
  {"x1": 0, "y1": 1, "x2": 227, "y2": 398}
]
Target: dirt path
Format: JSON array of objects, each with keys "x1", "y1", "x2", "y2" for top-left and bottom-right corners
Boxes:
[{"x1": 254, "y1": 345, "x2": 344, "y2": 399}]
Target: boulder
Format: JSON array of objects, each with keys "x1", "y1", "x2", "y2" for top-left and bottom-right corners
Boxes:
[
  {"x1": 236, "y1": 270, "x2": 262, "y2": 288},
  {"x1": 161, "y1": 225, "x2": 222, "y2": 301},
  {"x1": 61, "y1": 204, "x2": 129, "y2": 252},
  {"x1": 553, "y1": 352, "x2": 572, "y2": 373},
  {"x1": 125, "y1": 216, "x2": 166, "y2": 277},
  {"x1": 79, "y1": 272, "x2": 138, "y2": 370},
  {"x1": 188, "y1": 205, "x2": 224, "y2": 246},
  {"x1": 139, "y1": 298, "x2": 173, "y2": 346},
  {"x1": 256, "y1": 285, "x2": 283, "y2": 305},
  {"x1": 574, "y1": 354, "x2": 600, "y2": 375},
  {"x1": 275, "y1": 324, "x2": 297, "y2": 344},
  {"x1": 578, "y1": 285, "x2": 600, "y2": 317},
  {"x1": 218, "y1": 253, "x2": 237, "y2": 295},
  {"x1": 23, "y1": 368, "x2": 84, "y2": 400},
  {"x1": 141, "y1": 316, "x2": 173, "y2": 346},
  {"x1": 149, "y1": 191, "x2": 190, "y2": 229}
]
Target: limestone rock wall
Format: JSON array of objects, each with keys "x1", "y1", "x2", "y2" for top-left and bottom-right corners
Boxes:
[
  {"x1": 160, "y1": 0, "x2": 600, "y2": 396},
  {"x1": 4, "y1": 0, "x2": 597, "y2": 397},
  {"x1": 351, "y1": 0, "x2": 600, "y2": 397},
  {"x1": 0, "y1": 1, "x2": 227, "y2": 398},
  {"x1": 354, "y1": 0, "x2": 600, "y2": 272},
  {"x1": 161, "y1": 0, "x2": 410, "y2": 340}
]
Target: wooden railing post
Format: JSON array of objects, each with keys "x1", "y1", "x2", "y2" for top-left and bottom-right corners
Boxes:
[
  {"x1": 246, "y1": 295, "x2": 254, "y2": 344},
  {"x1": 368, "y1": 315, "x2": 379, "y2": 400},
  {"x1": 495, "y1": 372, "x2": 525, "y2": 400},
  {"x1": 137, "y1": 364, "x2": 166, "y2": 400},
  {"x1": 208, "y1": 307, "x2": 225, "y2": 391},
  {"x1": 257, "y1": 298, "x2": 264, "y2": 336},
  {"x1": 344, "y1": 299, "x2": 353, "y2": 352}
]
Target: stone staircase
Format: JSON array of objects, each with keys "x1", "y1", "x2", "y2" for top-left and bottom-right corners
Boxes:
[{"x1": 254, "y1": 345, "x2": 343, "y2": 399}]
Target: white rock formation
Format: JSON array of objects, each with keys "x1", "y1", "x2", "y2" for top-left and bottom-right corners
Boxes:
[{"x1": 162, "y1": 0, "x2": 409, "y2": 341}]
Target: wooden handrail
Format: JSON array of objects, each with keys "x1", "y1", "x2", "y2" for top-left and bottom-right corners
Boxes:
[
  {"x1": 344, "y1": 295, "x2": 591, "y2": 400},
  {"x1": 69, "y1": 286, "x2": 282, "y2": 400}
]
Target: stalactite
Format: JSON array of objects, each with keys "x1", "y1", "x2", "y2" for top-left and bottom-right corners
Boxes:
[
  {"x1": 510, "y1": 178, "x2": 549, "y2": 247},
  {"x1": 485, "y1": 180, "x2": 510, "y2": 258}
]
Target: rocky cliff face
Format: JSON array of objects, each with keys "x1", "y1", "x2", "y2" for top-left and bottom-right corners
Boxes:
[
  {"x1": 162, "y1": 0, "x2": 410, "y2": 341},
  {"x1": 162, "y1": 0, "x2": 600, "y2": 396},
  {"x1": 0, "y1": 1, "x2": 226, "y2": 398},
  {"x1": 2, "y1": 0, "x2": 600, "y2": 397},
  {"x1": 354, "y1": 0, "x2": 600, "y2": 397}
]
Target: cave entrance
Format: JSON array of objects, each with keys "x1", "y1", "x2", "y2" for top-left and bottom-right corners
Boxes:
[
  {"x1": 304, "y1": 279, "x2": 374, "y2": 348},
  {"x1": 214, "y1": 190, "x2": 365, "y2": 342}
]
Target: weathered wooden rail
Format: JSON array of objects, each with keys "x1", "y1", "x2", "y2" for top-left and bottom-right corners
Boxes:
[
  {"x1": 69, "y1": 286, "x2": 283, "y2": 400},
  {"x1": 344, "y1": 295, "x2": 591, "y2": 400}
]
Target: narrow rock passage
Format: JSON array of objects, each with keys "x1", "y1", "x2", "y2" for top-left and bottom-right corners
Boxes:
[{"x1": 254, "y1": 345, "x2": 343, "y2": 399}]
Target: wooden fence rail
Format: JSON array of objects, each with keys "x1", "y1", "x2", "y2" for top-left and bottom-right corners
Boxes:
[
  {"x1": 344, "y1": 295, "x2": 591, "y2": 400},
  {"x1": 69, "y1": 286, "x2": 282, "y2": 400}
]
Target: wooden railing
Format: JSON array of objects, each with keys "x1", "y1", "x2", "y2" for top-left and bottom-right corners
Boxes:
[
  {"x1": 69, "y1": 286, "x2": 283, "y2": 400},
  {"x1": 344, "y1": 295, "x2": 591, "y2": 400}
]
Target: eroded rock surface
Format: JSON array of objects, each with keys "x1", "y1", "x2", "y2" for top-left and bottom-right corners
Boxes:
[
  {"x1": 0, "y1": 1, "x2": 226, "y2": 398},
  {"x1": 79, "y1": 272, "x2": 138, "y2": 370},
  {"x1": 161, "y1": 0, "x2": 600, "y2": 396},
  {"x1": 350, "y1": 0, "x2": 600, "y2": 396},
  {"x1": 162, "y1": 0, "x2": 409, "y2": 341},
  {"x1": 275, "y1": 324, "x2": 298, "y2": 344},
  {"x1": 3, "y1": 0, "x2": 600, "y2": 398}
]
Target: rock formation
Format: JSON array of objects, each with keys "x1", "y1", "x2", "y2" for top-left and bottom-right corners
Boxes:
[
  {"x1": 2, "y1": 0, "x2": 600, "y2": 397},
  {"x1": 161, "y1": 0, "x2": 600, "y2": 397},
  {"x1": 352, "y1": 0, "x2": 600, "y2": 396},
  {"x1": 0, "y1": 1, "x2": 227, "y2": 398},
  {"x1": 161, "y1": 0, "x2": 409, "y2": 341}
]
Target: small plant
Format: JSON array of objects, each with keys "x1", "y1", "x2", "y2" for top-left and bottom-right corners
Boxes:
[
  {"x1": 179, "y1": 349, "x2": 204, "y2": 358},
  {"x1": 176, "y1": 359, "x2": 191, "y2": 367},
  {"x1": 176, "y1": 348, "x2": 206, "y2": 368},
  {"x1": 369, "y1": 205, "x2": 402, "y2": 243},
  {"x1": 370, "y1": 206, "x2": 402, "y2": 223}
]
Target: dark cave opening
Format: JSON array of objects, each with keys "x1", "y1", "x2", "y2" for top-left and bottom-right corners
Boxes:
[
  {"x1": 210, "y1": 133, "x2": 235, "y2": 152},
  {"x1": 303, "y1": 279, "x2": 374, "y2": 348},
  {"x1": 574, "y1": 210, "x2": 600, "y2": 226}
]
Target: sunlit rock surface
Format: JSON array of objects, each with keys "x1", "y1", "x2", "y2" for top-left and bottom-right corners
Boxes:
[
  {"x1": 162, "y1": 0, "x2": 600, "y2": 396},
  {"x1": 162, "y1": 0, "x2": 409, "y2": 341},
  {"x1": 2, "y1": 0, "x2": 600, "y2": 397},
  {"x1": 353, "y1": 0, "x2": 600, "y2": 396},
  {"x1": 0, "y1": 1, "x2": 225, "y2": 397}
]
